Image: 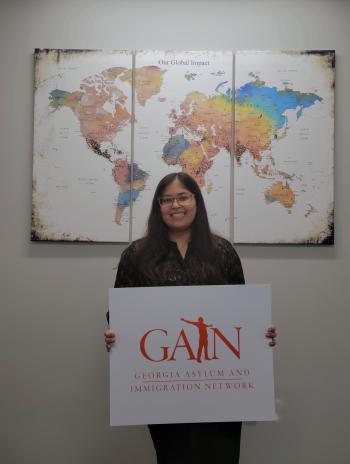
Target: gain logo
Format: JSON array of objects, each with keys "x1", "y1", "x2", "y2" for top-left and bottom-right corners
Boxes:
[{"x1": 140, "y1": 317, "x2": 241, "y2": 363}]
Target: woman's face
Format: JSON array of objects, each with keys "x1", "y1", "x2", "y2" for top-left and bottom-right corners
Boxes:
[{"x1": 159, "y1": 178, "x2": 197, "y2": 233}]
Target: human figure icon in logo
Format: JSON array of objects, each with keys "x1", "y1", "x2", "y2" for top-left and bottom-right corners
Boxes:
[{"x1": 180, "y1": 316, "x2": 213, "y2": 363}]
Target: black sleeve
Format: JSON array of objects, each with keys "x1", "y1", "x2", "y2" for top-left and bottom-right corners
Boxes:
[
  {"x1": 214, "y1": 236, "x2": 245, "y2": 285},
  {"x1": 114, "y1": 244, "x2": 141, "y2": 288},
  {"x1": 107, "y1": 243, "x2": 141, "y2": 324},
  {"x1": 225, "y1": 244, "x2": 245, "y2": 285}
]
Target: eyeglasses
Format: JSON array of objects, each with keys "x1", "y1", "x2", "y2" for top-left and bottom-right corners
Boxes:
[{"x1": 158, "y1": 192, "x2": 195, "y2": 207}]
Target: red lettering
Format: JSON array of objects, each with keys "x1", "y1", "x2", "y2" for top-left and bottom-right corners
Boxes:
[
  {"x1": 140, "y1": 324, "x2": 242, "y2": 363},
  {"x1": 211, "y1": 327, "x2": 241, "y2": 359},
  {"x1": 168, "y1": 329, "x2": 196, "y2": 361},
  {"x1": 139, "y1": 329, "x2": 169, "y2": 362}
]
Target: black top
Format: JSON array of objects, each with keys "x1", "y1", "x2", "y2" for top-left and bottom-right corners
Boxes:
[{"x1": 114, "y1": 235, "x2": 245, "y2": 288}]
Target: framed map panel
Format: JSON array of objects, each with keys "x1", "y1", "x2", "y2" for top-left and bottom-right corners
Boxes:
[
  {"x1": 32, "y1": 49, "x2": 133, "y2": 242},
  {"x1": 131, "y1": 50, "x2": 233, "y2": 240},
  {"x1": 234, "y1": 50, "x2": 334, "y2": 244}
]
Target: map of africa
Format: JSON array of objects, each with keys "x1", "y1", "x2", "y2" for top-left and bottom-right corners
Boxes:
[{"x1": 32, "y1": 49, "x2": 334, "y2": 243}]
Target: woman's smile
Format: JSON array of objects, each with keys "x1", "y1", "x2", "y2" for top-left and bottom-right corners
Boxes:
[{"x1": 169, "y1": 211, "x2": 186, "y2": 218}]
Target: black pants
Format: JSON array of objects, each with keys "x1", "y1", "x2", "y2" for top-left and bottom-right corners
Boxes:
[{"x1": 148, "y1": 422, "x2": 242, "y2": 464}]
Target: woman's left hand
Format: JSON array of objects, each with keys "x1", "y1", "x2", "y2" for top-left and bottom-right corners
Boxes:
[{"x1": 266, "y1": 325, "x2": 277, "y2": 347}]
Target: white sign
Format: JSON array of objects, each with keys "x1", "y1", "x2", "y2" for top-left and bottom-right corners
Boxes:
[{"x1": 109, "y1": 284, "x2": 276, "y2": 426}]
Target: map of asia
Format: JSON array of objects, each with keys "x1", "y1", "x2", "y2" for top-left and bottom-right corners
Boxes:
[{"x1": 32, "y1": 49, "x2": 334, "y2": 244}]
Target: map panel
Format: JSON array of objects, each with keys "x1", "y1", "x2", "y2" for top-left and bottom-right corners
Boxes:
[
  {"x1": 32, "y1": 49, "x2": 133, "y2": 241},
  {"x1": 131, "y1": 50, "x2": 233, "y2": 240},
  {"x1": 234, "y1": 50, "x2": 334, "y2": 244}
]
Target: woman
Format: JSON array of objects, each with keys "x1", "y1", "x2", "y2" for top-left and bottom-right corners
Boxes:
[{"x1": 105, "y1": 172, "x2": 276, "y2": 464}]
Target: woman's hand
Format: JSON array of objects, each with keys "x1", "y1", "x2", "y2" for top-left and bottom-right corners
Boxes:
[
  {"x1": 266, "y1": 325, "x2": 277, "y2": 347},
  {"x1": 104, "y1": 330, "x2": 116, "y2": 352}
]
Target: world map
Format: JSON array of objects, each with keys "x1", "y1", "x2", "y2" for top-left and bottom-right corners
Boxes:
[{"x1": 32, "y1": 49, "x2": 334, "y2": 243}]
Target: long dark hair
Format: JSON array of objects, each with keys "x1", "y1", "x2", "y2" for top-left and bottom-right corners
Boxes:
[{"x1": 136, "y1": 172, "x2": 224, "y2": 283}]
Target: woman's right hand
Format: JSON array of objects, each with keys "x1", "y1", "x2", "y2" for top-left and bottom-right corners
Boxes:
[{"x1": 104, "y1": 330, "x2": 116, "y2": 352}]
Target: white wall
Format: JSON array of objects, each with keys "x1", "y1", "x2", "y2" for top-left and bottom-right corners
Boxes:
[{"x1": 0, "y1": 1, "x2": 349, "y2": 463}]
